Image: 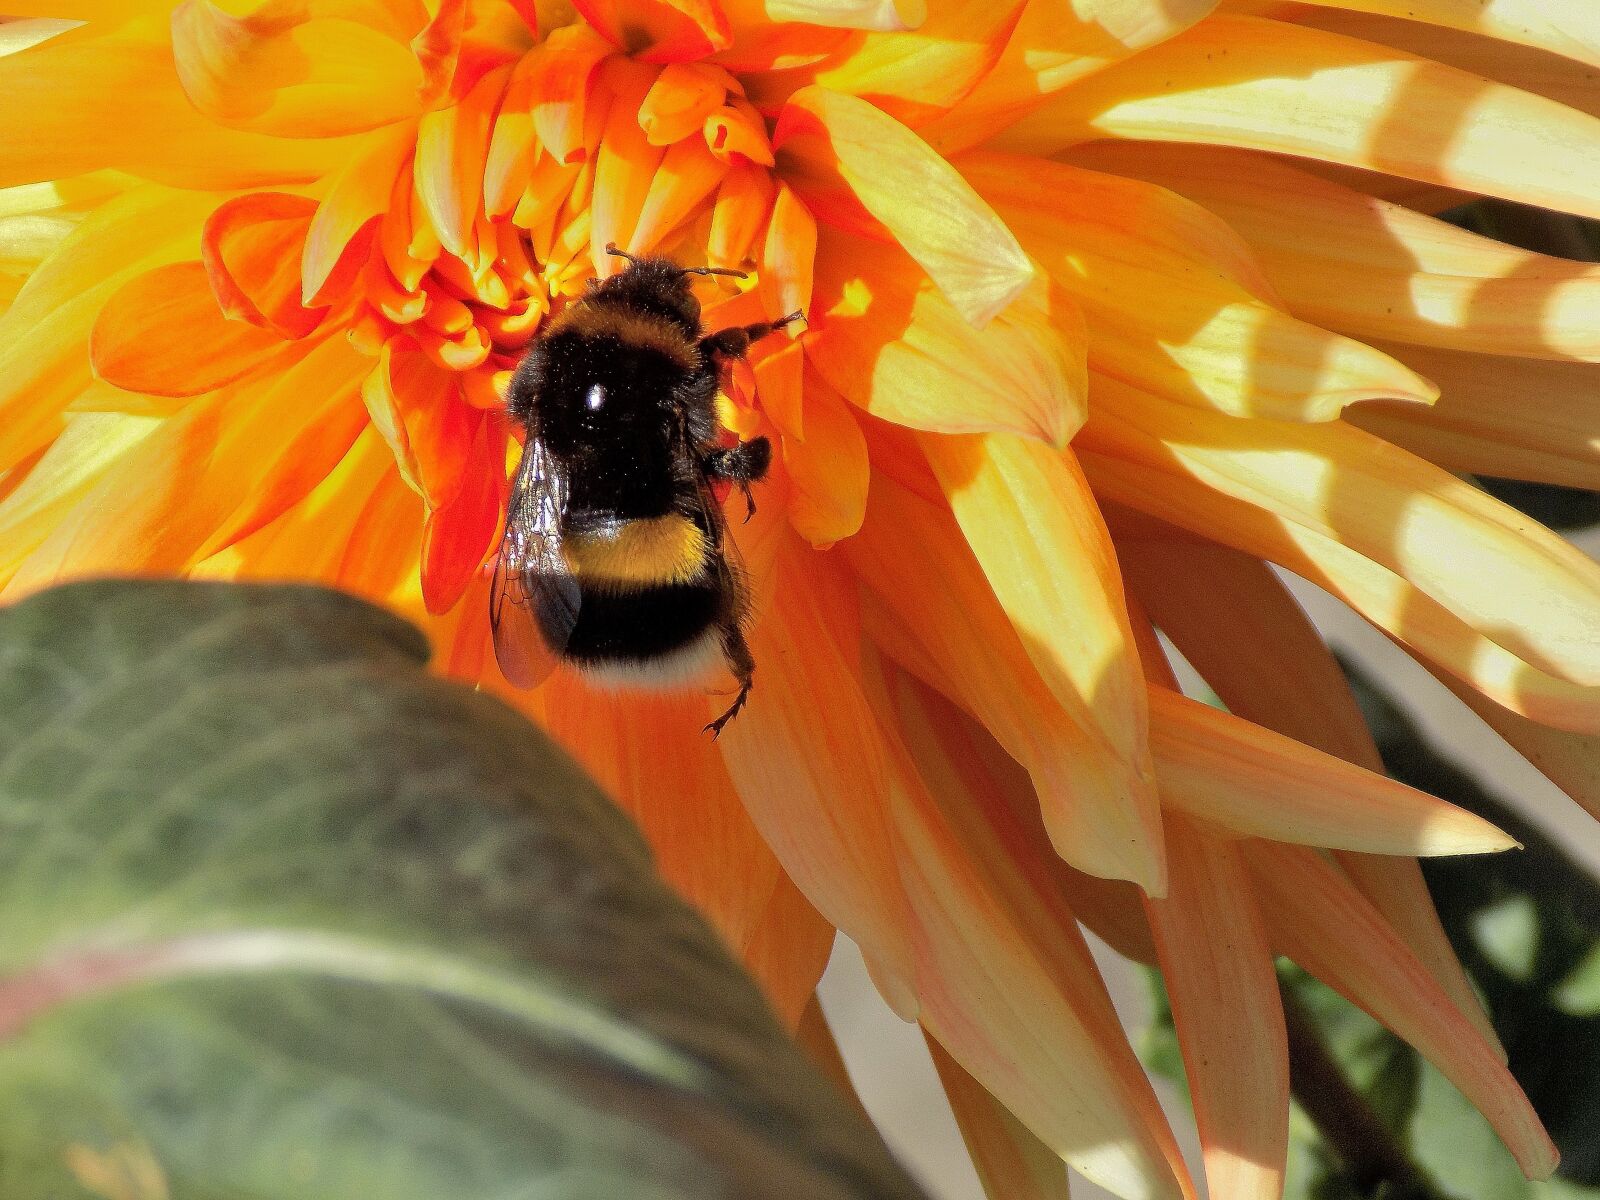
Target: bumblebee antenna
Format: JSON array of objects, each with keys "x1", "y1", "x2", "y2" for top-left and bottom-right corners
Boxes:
[
  {"x1": 684, "y1": 263, "x2": 749, "y2": 280},
  {"x1": 603, "y1": 242, "x2": 640, "y2": 265}
]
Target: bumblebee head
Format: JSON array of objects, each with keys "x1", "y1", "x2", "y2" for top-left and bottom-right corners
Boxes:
[{"x1": 592, "y1": 244, "x2": 747, "y2": 334}]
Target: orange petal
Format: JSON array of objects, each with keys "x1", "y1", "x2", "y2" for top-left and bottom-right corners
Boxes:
[
  {"x1": 303, "y1": 121, "x2": 416, "y2": 305},
  {"x1": 1144, "y1": 818, "x2": 1286, "y2": 1200},
  {"x1": 1082, "y1": 143, "x2": 1600, "y2": 362},
  {"x1": 0, "y1": 22, "x2": 364, "y2": 189},
  {"x1": 919, "y1": 0, "x2": 1221, "y2": 156},
  {"x1": 530, "y1": 23, "x2": 614, "y2": 164},
  {"x1": 716, "y1": 516, "x2": 919, "y2": 1013},
  {"x1": 639, "y1": 61, "x2": 731, "y2": 144},
  {"x1": 920, "y1": 434, "x2": 1152, "y2": 798},
  {"x1": 573, "y1": 0, "x2": 732, "y2": 62},
  {"x1": 630, "y1": 131, "x2": 728, "y2": 254},
  {"x1": 962, "y1": 151, "x2": 1436, "y2": 422},
  {"x1": 90, "y1": 260, "x2": 289, "y2": 398},
  {"x1": 881, "y1": 665, "x2": 1194, "y2": 1199},
  {"x1": 1149, "y1": 687, "x2": 1515, "y2": 854},
  {"x1": 419, "y1": 412, "x2": 503, "y2": 613},
  {"x1": 704, "y1": 98, "x2": 775, "y2": 165},
  {"x1": 1293, "y1": 0, "x2": 1600, "y2": 70},
  {"x1": 783, "y1": 368, "x2": 868, "y2": 545},
  {"x1": 170, "y1": 0, "x2": 423, "y2": 137},
  {"x1": 1081, "y1": 376, "x2": 1600, "y2": 695},
  {"x1": 1248, "y1": 841, "x2": 1558, "y2": 1180},
  {"x1": 483, "y1": 52, "x2": 543, "y2": 218},
  {"x1": 846, "y1": 469, "x2": 1168, "y2": 893},
  {"x1": 202, "y1": 192, "x2": 328, "y2": 340},
  {"x1": 590, "y1": 62, "x2": 669, "y2": 266},
  {"x1": 759, "y1": 180, "x2": 816, "y2": 320},
  {"x1": 775, "y1": 85, "x2": 1031, "y2": 326},
  {"x1": 707, "y1": 158, "x2": 776, "y2": 267},
  {"x1": 996, "y1": 15, "x2": 1600, "y2": 222},
  {"x1": 415, "y1": 63, "x2": 513, "y2": 259},
  {"x1": 1347, "y1": 342, "x2": 1600, "y2": 491},
  {"x1": 808, "y1": 232, "x2": 1079, "y2": 444},
  {"x1": 539, "y1": 681, "x2": 784, "y2": 955},
  {"x1": 411, "y1": 0, "x2": 529, "y2": 105},
  {"x1": 927, "y1": 1039, "x2": 1073, "y2": 1200}
]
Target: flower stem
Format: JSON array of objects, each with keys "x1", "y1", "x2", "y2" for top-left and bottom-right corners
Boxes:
[{"x1": 1280, "y1": 986, "x2": 1447, "y2": 1200}]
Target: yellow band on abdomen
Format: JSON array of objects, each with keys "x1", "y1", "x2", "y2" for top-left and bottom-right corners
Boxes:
[{"x1": 563, "y1": 514, "x2": 710, "y2": 587}]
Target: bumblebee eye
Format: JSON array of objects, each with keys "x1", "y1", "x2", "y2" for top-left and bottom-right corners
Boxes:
[{"x1": 585, "y1": 383, "x2": 606, "y2": 412}]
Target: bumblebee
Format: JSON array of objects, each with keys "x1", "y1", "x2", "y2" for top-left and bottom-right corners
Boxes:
[{"x1": 492, "y1": 245, "x2": 801, "y2": 735}]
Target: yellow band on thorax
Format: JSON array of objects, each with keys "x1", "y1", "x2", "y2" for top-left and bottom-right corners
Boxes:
[{"x1": 562, "y1": 514, "x2": 710, "y2": 587}]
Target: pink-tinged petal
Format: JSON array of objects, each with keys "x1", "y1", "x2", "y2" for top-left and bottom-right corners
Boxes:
[
  {"x1": 1081, "y1": 375, "x2": 1600, "y2": 697},
  {"x1": 91, "y1": 261, "x2": 289, "y2": 397},
  {"x1": 1347, "y1": 342, "x2": 1600, "y2": 491},
  {"x1": 303, "y1": 121, "x2": 416, "y2": 305},
  {"x1": 920, "y1": 434, "x2": 1152, "y2": 800},
  {"x1": 880, "y1": 664, "x2": 1194, "y2": 1199},
  {"x1": 415, "y1": 63, "x2": 513, "y2": 259},
  {"x1": 1248, "y1": 841, "x2": 1558, "y2": 1180},
  {"x1": 540, "y1": 681, "x2": 784, "y2": 956},
  {"x1": 846, "y1": 469, "x2": 1168, "y2": 894},
  {"x1": 0, "y1": 23, "x2": 366, "y2": 189},
  {"x1": 574, "y1": 0, "x2": 732, "y2": 62},
  {"x1": 170, "y1": 0, "x2": 424, "y2": 137},
  {"x1": 1145, "y1": 818, "x2": 1287, "y2": 1200},
  {"x1": 1115, "y1": 531, "x2": 1501, "y2": 1051},
  {"x1": 927, "y1": 1039, "x2": 1072, "y2": 1200},
  {"x1": 775, "y1": 85, "x2": 1031, "y2": 326},
  {"x1": 1072, "y1": 143, "x2": 1600, "y2": 362},
  {"x1": 921, "y1": 0, "x2": 1220, "y2": 156},
  {"x1": 716, "y1": 513, "x2": 919, "y2": 1015},
  {"x1": 963, "y1": 151, "x2": 1435, "y2": 422},
  {"x1": 1293, "y1": 0, "x2": 1600, "y2": 70},
  {"x1": 1148, "y1": 687, "x2": 1514, "y2": 855},
  {"x1": 782, "y1": 368, "x2": 869, "y2": 545},
  {"x1": 808, "y1": 232, "x2": 1080, "y2": 444},
  {"x1": 996, "y1": 15, "x2": 1600, "y2": 222}
]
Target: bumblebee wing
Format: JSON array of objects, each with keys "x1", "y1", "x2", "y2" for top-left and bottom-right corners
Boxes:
[{"x1": 491, "y1": 436, "x2": 580, "y2": 687}]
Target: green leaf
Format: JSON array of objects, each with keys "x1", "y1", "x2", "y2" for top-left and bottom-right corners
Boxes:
[{"x1": 0, "y1": 580, "x2": 926, "y2": 1200}]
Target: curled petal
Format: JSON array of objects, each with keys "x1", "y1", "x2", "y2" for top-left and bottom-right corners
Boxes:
[
  {"x1": 1248, "y1": 842, "x2": 1558, "y2": 1180},
  {"x1": 91, "y1": 261, "x2": 288, "y2": 397},
  {"x1": 170, "y1": 0, "x2": 424, "y2": 137},
  {"x1": 639, "y1": 62, "x2": 731, "y2": 144},
  {"x1": 1149, "y1": 687, "x2": 1515, "y2": 855},
  {"x1": 707, "y1": 159, "x2": 776, "y2": 267},
  {"x1": 1077, "y1": 143, "x2": 1600, "y2": 362},
  {"x1": 809, "y1": 232, "x2": 1080, "y2": 444},
  {"x1": 530, "y1": 23, "x2": 614, "y2": 163},
  {"x1": 846, "y1": 470, "x2": 1168, "y2": 894},
  {"x1": 963, "y1": 152, "x2": 1435, "y2": 421},
  {"x1": 997, "y1": 15, "x2": 1600, "y2": 222},
  {"x1": 202, "y1": 192, "x2": 329, "y2": 340},
  {"x1": 303, "y1": 120, "x2": 416, "y2": 304},
  {"x1": 776, "y1": 85, "x2": 1031, "y2": 326},
  {"x1": 412, "y1": 0, "x2": 529, "y2": 105},
  {"x1": 574, "y1": 0, "x2": 732, "y2": 62}
]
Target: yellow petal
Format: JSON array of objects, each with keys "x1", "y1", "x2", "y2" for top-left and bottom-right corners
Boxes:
[
  {"x1": 961, "y1": 152, "x2": 1435, "y2": 421},
  {"x1": 539, "y1": 681, "x2": 784, "y2": 956},
  {"x1": 1249, "y1": 841, "x2": 1558, "y2": 1180},
  {"x1": 415, "y1": 63, "x2": 512, "y2": 259},
  {"x1": 764, "y1": 0, "x2": 926, "y2": 33},
  {"x1": 996, "y1": 14, "x2": 1600, "y2": 222},
  {"x1": 927, "y1": 1039, "x2": 1073, "y2": 1200},
  {"x1": 170, "y1": 0, "x2": 424, "y2": 137},
  {"x1": 716, "y1": 515, "x2": 919, "y2": 1014},
  {"x1": 589, "y1": 62, "x2": 668, "y2": 266},
  {"x1": 922, "y1": 0, "x2": 1221, "y2": 156},
  {"x1": 775, "y1": 85, "x2": 1031, "y2": 326},
  {"x1": 0, "y1": 21, "x2": 366, "y2": 189},
  {"x1": 303, "y1": 121, "x2": 416, "y2": 305},
  {"x1": 1075, "y1": 143, "x2": 1600, "y2": 361},
  {"x1": 1082, "y1": 376, "x2": 1600, "y2": 693},
  {"x1": 1117, "y1": 532, "x2": 1501, "y2": 1049},
  {"x1": 1347, "y1": 342, "x2": 1600, "y2": 491},
  {"x1": 1293, "y1": 0, "x2": 1600, "y2": 70},
  {"x1": 783, "y1": 366, "x2": 869, "y2": 545},
  {"x1": 808, "y1": 232, "x2": 1080, "y2": 443},
  {"x1": 920, "y1": 433, "x2": 1152, "y2": 798},
  {"x1": 1149, "y1": 687, "x2": 1514, "y2": 854},
  {"x1": 882, "y1": 665, "x2": 1194, "y2": 1200},
  {"x1": 1145, "y1": 818, "x2": 1286, "y2": 1200},
  {"x1": 847, "y1": 468, "x2": 1168, "y2": 893}
]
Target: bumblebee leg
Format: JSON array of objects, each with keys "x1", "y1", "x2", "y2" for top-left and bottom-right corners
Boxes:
[
  {"x1": 699, "y1": 311, "x2": 805, "y2": 364},
  {"x1": 704, "y1": 625, "x2": 756, "y2": 738},
  {"x1": 703, "y1": 437, "x2": 771, "y2": 522}
]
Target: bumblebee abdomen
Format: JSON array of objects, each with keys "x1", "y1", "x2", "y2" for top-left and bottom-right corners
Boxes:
[
  {"x1": 560, "y1": 513, "x2": 709, "y2": 587},
  {"x1": 561, "y1": 579, "x2": 724, "y2": 665}
]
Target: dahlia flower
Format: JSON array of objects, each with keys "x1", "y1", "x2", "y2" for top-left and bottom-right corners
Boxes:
[{"x1": 4, "y1": 0, "x2": 1600, "y2": 1195}]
